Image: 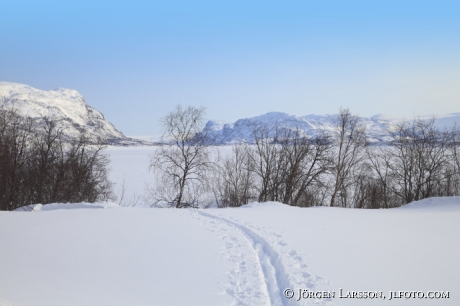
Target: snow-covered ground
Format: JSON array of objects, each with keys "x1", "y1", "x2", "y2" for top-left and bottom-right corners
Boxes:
[
  {"x1": 105, "y1": 146, "x2": 156, "y2": 205},
  {"x1": 0, "y1": 146, "x2": 459, "y2": 306}
]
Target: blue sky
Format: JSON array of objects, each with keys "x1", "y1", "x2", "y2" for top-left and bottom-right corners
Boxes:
[{"x1": 2, "y1": 1, "x2": 460, "y2": 135}]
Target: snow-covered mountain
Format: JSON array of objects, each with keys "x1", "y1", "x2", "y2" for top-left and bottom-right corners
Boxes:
[
  {"x1": 203, "y1": 111, "x2": 460, "y2": 144},
  {"x1": 4, "y1": 82, "x2": 458, "y2": 146},
  {"x1": 0, "y1": 82, "x2": 149, "y2": 146}
]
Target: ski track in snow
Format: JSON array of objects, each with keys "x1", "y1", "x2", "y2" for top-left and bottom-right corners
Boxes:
[{"x1": 191, "y1": 210, "x2": 334, "y2": 306}]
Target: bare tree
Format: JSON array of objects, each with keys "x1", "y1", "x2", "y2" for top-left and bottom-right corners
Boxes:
[
  {"x1": 389, "y1": 117, "x2": 452, "y2": 204},
  {"x1": 243, "y1": 124, "x2": 332, "y2": 207},
  {"x1": 211, "y1": 144, "x2": 256, "y2": 207},
  {"x1": 363, "y1": 145, "x2": 399, "y2": 208},
  {"x1": 247, "y1": 124, "x2": 287, "y2": 202},
  {"x1": 144, "y1": 104, "x2": 460, "y2": 210},
  {"x1": 0, "y1": 103, "x2": 115, "y2": 211},
  {"x1": 149, "y1": 105, "x2": 212, "y2": 208},
  {"x1": 446, "y1": 125, "x2": 460, "y2": 196},
  {"x1": 0, "y1": 105, "x2": 34, "y2": 210},
  {"x1": 329, "y1": 108, "x2": 367, "y2": 207},
  {"x1": 275, "y1": 128, "x2": 332, "y2": 206}
]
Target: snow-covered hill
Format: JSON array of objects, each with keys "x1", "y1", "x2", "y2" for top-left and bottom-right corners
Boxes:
[
  {"x1": 0, "y1": 82, "x2": 150, "y2": 146},
  {"x1": 203, "y1": 112, "x2": 460, "y2": 144}
]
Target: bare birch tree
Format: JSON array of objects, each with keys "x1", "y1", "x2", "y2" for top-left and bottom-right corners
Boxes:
[
  {"x1": 389, "y1": 117, "x2": 452, "y2": 204},
  {"x1": 212, "y1": 144, "x2": 256, "y2": 207},
  {"x1": 329, "y1": 108, "x2": 367, "y2": 207},
  {"x1": 149, "y1": 105, "x2": 212, "y2": 208},
  {"x1": 0, "y1": 104, "x2": 114, "y2": 211}
]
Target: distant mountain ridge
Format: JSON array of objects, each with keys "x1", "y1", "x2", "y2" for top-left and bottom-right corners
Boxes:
[
  {"x1": 203, "y1": 111, "x2": 460, "y2": 145},
  {"x1": 0, "y1": 82, "x2": 150, "y2": 146},
  {"x1": 3, "y1": 82, "x2": 458, "y2": 146}
]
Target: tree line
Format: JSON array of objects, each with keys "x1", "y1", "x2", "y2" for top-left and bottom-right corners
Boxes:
[
  {"x1": 149, "y1": 105, "x2": 460, "y2": 209},
  {"x1": 0, "y1": 105, "x2": 115, "y2": 211}
]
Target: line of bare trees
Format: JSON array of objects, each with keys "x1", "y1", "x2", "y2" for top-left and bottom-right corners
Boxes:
[
  {"x1": 0, "y1": 105, "x2": 115, "y2": 211},
  {"x1": 150, "y1": 106, "x2": 460, "y2": 209},
  {"x1": 359, "y1": 117, "x2": 460, "y2": 208}
]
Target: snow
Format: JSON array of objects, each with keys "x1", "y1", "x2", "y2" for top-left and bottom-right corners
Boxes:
[
  {"x1": 1, "y1": 199, "x2": 459, "y2": 305},
  {"x1": 127, "y1": 135, "x2": 163, "y2": 143},
  {"x1": 2, "y1": 81, "x2": 460, "y2": 146},
  {"x1": 106, "y1": 146, "x2": 158, "y2": 205},
  {"x1": 0, "y1": 205, "x2": 233, "y2": 306},
  {"x1": 202, "y1": 111, "x2": 460, "y2": 144},
  {"x1": 1, "y1": 81, "x2": 459, "y2": 304},
  {"x1": 1, "y1": 146, "x2": 459, "y2": 305},
  {"x1": 0, "y1": 82, "x2": 146, "y2": 145},
  {"x1": 209, "y1": 201, "x2": 460, "y2": 305}
]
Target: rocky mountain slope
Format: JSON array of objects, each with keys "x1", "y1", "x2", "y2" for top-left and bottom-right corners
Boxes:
[
  {"x1": 0, "y1": 82, "x2": 149, "y2": 146},
  {"x1": 203, "y1": 111, "x2": 460, "y2": 144}
]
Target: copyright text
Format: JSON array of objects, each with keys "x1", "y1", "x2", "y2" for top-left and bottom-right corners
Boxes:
[{"x1": 283, "y1": 288, "x2": 450, "y2": 301}]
